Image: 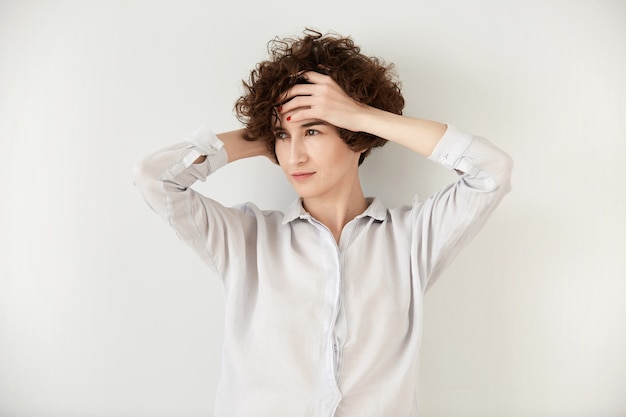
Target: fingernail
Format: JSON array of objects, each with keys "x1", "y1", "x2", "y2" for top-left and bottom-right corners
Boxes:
[{"x1": 286, "y1": 116, "x2": 291, "y2": 122}]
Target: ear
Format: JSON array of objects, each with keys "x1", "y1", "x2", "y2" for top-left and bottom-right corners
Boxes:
[
  {"x1": 356, "y1": 146, "x2": 372, "y2": 156},
  {"x1": 357, "y1": 148, "x2": 371, "y2": 166}
]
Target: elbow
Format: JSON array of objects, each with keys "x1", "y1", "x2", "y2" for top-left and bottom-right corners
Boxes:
[
  {"x1": 132, "y1": 159, "x2": 147, "y2": 188},
  {"x1": 466, "y1": 136, "x2": 514, "y2": 195},
  {"x1": 495, "y1": 149, "x2": 514, "y2": 195},
  {"x1": 132, "y1": 157, "x2": 158, "y2": 191}
]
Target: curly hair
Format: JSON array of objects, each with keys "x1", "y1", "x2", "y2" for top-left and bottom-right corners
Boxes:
[{"x1": 234, "y1": 29, "x2": 405, "y2": 165}]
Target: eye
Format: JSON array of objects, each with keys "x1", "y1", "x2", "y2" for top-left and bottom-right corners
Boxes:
[
  {"x1": 274, "y1": 131, "x2": 289, "y2": 140},
  {"x1": 305, "y1": 129, "x2": 319, "y2": 136}
]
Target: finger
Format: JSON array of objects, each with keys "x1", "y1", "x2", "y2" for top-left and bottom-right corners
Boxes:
[
  {"x1": 280, "y1": 95, "x2": 314, "y2": 114},
  {"x1": 301, "y1": 71, "x2": 330, "y2": 84},
  {"x1": 277, "y1": 71, "x2": 330, "y2": 104},
  {"x1": 283, "y1": 106, "x2": 315, "y2": 124},
  {"x1": 279, "y1": 85, "x2": 316, "y2": 105}
]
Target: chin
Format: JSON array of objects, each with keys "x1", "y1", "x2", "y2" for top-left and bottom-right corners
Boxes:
[{"x1": 292, "y1": 189, "x2": 318, "y2": 200}]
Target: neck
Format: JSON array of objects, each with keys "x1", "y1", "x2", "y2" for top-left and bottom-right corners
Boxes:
[{"x1": 302, "y1": 177, "x2": 368, "y2": 243}]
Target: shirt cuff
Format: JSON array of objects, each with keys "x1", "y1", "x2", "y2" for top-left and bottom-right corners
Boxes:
[
  {"x1": 428, "y1": 124, "x2": 473, "y2": 170},
  {"x1": 184, "y1": 125, "x2": 229, "y2": 172}
]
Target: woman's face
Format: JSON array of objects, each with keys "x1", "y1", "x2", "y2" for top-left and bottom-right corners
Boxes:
[{"x1": 273, "y1": 114, "x2": 361, "y2": 203}]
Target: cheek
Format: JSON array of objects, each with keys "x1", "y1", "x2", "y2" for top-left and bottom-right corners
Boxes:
[
  {"x1": 326, "y1": 146, "x2": 359, "y2": 169},
  {"x1": 274, "y1": 142, "x2": 290, "y2": 169}
]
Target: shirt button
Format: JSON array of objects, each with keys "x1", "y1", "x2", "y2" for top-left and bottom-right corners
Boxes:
[{"x1": 440, "y1": 155, "x2": 448, "y2": 163}]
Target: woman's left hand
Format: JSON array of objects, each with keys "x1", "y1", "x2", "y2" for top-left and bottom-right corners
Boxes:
[{"x1": 277, "y1": 71, "x2": 371, "y2": 132}]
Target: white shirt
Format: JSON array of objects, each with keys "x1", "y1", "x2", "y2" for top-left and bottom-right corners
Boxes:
[{"x1": 134, "y1": 124, "x2": 513, "y2": 417}]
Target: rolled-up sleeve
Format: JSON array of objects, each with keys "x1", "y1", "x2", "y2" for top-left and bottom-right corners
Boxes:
[
  {"x1": 133, "y1": 126, "x2": 241, "y2": 275},
  {"x1": 415, "y1": 124, "x2": 514, "y2": 291}
]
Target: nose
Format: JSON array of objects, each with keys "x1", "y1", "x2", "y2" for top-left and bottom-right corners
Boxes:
[{"x1": 287, "y1": 136, "x2": 308, "y2": 165}]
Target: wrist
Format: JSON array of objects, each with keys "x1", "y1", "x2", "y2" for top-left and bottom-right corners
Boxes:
[
  {"x1": 218, "y1": 129, "x2": 269, "y2": 163},
  {"x1": 355, "y1": 106, "x2": 394, "y2": 137}
]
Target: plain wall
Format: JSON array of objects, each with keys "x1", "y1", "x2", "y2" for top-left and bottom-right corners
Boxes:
[{"x1": 1, "y1": 1, "x2": 625, "y2": 416}]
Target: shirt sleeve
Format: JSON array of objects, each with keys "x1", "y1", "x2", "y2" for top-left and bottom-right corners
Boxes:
[
  {"x1": 413, "y1": 124, "x2": 514, "y2": 292},
  {"x1": 133, "y1": 125, "x2": 247, "y2": 276}
]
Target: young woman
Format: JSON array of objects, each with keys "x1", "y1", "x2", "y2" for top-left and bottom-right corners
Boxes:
[{"x1": 134, "y1": 29, "x2": 513, "y2": 417}]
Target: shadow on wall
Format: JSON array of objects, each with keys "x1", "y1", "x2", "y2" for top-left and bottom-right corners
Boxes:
[{"x1": 361, "y1": 141, "x2": 457, "y2": 209}]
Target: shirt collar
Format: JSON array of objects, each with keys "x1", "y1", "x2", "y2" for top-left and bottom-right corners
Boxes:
[{"x1": 281, "y1": 197, "x2": 387, "y2": 225}]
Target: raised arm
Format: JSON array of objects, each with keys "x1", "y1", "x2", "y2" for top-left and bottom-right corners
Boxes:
[
  {"x1": 277, "y1": 71, "x2": 448, "y2": 157},
  {"x1": 193, "y1": 128, "x2": 271, "y2": 164},
  {"x1": 133, "y1": 126, "x2": 270, "y2": 274},
  {"x1": 278, "y1": 71, "x2": 514, "y2": 290}
]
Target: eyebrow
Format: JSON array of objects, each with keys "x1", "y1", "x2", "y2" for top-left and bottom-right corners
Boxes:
[{"x1": 300, "y1": 120, "x2": 329, "y2": 128}]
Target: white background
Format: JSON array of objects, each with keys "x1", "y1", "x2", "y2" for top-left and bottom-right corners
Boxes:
[{"x1": 1, "y1": 1, "x2": 625, "y2": 416}]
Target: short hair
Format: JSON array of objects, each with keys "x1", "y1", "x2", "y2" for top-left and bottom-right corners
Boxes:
[{"x1": 234, "y1": 28, "x2": 405, "y2": 165}]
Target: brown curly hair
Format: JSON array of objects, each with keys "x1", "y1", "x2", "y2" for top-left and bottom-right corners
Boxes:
[{"x1": 234, "y1": 28, "x2": 405, "y2": 165}]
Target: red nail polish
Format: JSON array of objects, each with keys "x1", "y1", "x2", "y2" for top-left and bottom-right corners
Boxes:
[{"x1": 286, "y1": 116, "x2": 291, "y2": 121}]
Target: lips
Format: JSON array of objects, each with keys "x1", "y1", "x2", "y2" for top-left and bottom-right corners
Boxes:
[{"x1": 291, "y1": 171, "x2": 315, "y2": 181}]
